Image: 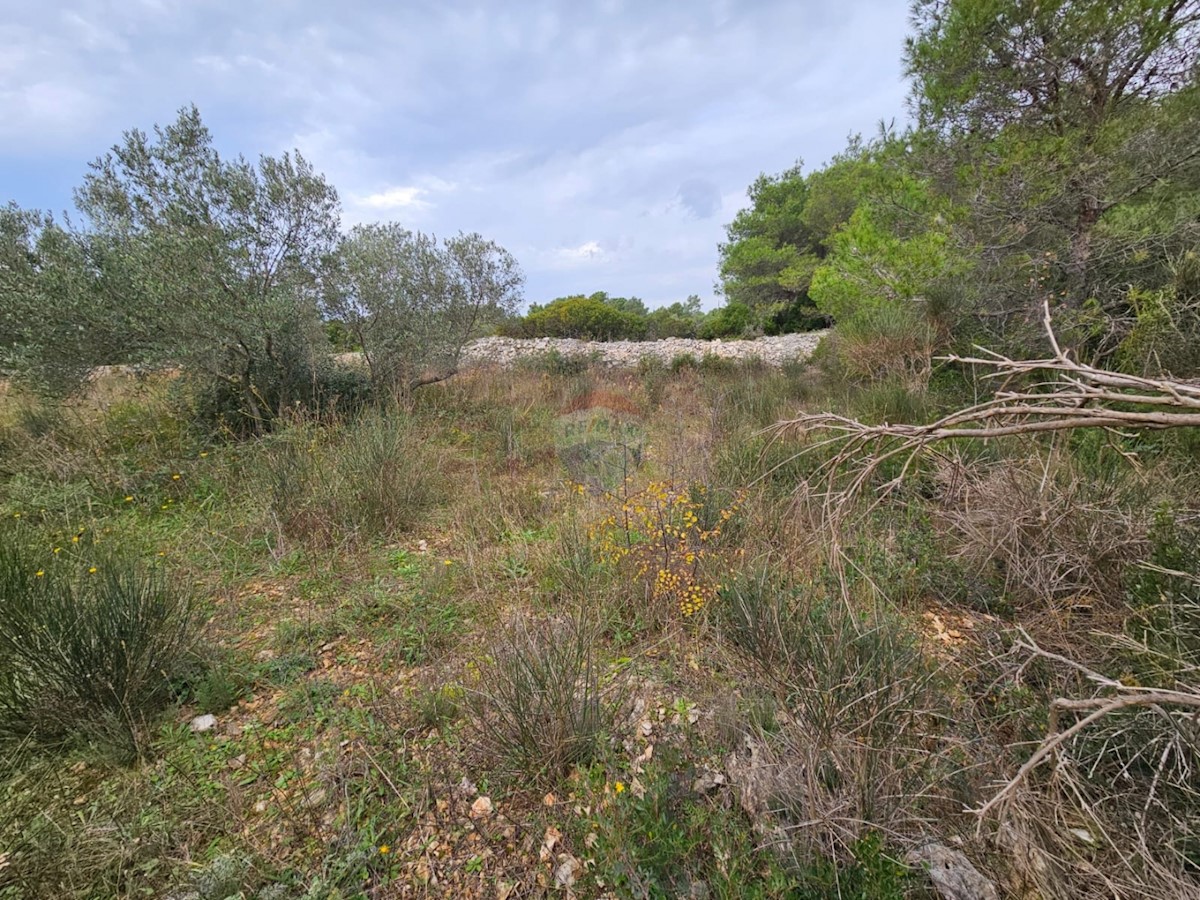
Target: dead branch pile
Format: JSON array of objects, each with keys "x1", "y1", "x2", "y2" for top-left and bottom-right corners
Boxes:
[{"x1": 777, "y1": 301, "x2": 1200, "y2": 506}]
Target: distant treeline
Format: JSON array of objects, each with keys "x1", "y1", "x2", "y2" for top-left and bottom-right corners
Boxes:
[{"x1": 495, "y1": 291, "x2": 829, "y2": 341}]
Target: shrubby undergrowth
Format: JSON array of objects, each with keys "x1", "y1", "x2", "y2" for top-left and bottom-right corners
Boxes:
[{"x1": 0, "y1": 529, "x2": 197, "y2": 761}]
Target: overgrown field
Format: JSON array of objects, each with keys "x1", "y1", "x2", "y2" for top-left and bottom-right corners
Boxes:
[{"x1": 1, "y1": 352, "x2": 1198, "y2": 899}]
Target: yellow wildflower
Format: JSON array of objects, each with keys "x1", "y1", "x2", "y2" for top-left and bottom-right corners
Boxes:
[
  {"x1": 35, "y1": 570, "x2": 44, "y2": 578},
  {"x1": 614, "y1": 782, "x2": 625, "y2": 794},
  {"x1": 88, "y1": 566, "x2": 97, "y2": 574},
  {"x1": 379, "y1": 845, "x2": 391, "y2": 855}
]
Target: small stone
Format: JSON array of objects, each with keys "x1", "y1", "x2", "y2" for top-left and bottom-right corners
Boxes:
[
  {"x1": 458, "y1": 776, "x2": 478, "y2": 798},
  {"x1": 906, "y1": 843, "x2": 998, "y2": 900},
  {"x1": 190, "y1": 713, "x2": 217, "y2": 733},
  {"x1": 692, "y1": 770, "x2": 726, "y2": 795},
  {"x1": 301, "y1": 787, "x2": 327, "y2": 809},
  {"x1": 470, "y1": 796, "x2": 494, "y2": 819}
]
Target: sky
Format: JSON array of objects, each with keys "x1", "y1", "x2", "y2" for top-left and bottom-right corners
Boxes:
[{"x1": 0, "y1": 0, "x2": 913, "y2": 310}]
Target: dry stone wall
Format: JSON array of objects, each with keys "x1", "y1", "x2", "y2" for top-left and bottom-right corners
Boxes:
[{"x1": 461, "y1": 331, "x2": 828, "y2": 369}]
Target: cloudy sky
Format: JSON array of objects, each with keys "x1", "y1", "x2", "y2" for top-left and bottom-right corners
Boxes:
[{"x1": 1, "y1": 0, "x2": 913, "y2": 309}]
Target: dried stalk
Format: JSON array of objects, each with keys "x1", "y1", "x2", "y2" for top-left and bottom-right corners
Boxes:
[{"x1": 775, "y1": 300, "x2": 1200, "y2": 511}]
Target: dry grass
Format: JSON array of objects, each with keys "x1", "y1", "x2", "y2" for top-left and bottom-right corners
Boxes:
[{"x1": 933, "y1": 450, "x2": 1148, "y2": 610}]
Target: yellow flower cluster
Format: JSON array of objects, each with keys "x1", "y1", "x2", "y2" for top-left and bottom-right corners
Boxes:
[{"x1": 590, "y1": 479, "x2": 742, "y2": 617}]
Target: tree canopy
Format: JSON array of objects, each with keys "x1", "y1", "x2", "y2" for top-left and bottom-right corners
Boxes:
[
  {"x1": 720, "y1": 0, "x2": 1200, "y2": 377},
  {"x1": 1, "y1": 106, "x2": 524, "y2": 429}
]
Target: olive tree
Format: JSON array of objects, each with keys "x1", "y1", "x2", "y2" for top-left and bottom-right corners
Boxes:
[
  {"x1": 71, "y1": 105, "x2": 341, "y2": 429},
  {"x1": 327, "y1": 223, "x2": 523, "y2": 392}
]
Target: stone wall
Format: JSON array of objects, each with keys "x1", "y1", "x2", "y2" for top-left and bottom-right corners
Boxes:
[{"x1": 460, "y1": 331, "x2": 827, "y2": 369}]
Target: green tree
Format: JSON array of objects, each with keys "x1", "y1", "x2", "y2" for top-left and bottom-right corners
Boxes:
[
  {"x1": 508, "y1": 295, "x2": 648, "y2": 340},
  {"x1": 646, "y1": 295, "x2": 705, "y2": 338},
  {"x1": 328, "y1": 223, "x2": 523, "y2": 392},
  {"x1": 718, "y1": 163, "x2": 815, "y2": 313},
  {"x1": 64, "y1": 105, "x2": 342, "y2": 430},
  {"x1": 718, "y1": 144, "x2": 888, "y2": 332},
  {"x1": 907, "y1": 0, "x2": 1200, "y2": 137},
  {"x1": 906, "y1": 0, "x2": 1200, "y2": 340}
]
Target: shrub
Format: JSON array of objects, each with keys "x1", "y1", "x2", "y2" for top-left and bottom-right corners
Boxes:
[
  {"x1": 0, "y1": 530, "x2": 198, "y2": 759},
  {"x1": 468, "y1": 614, "x2": 607, "y2": 782},
  {"x1": 591, "y1": 480, "x2": 744, "y2": 620},
  {"x1": 178, "y1": 358, "x2": 373, "y2": 438},
  {"x1": 831, "y1": 305, "x2": 936, "y2": 386},
  {"x1": 261, "y1": 410, "x2": 444, "y2": 546},
  {"x1": 699, "y1": 301, "x2": 754, "y2": 339},
  {"x1": 669, "y1": 353, "x2": 699, "y2": 373},
  {"x1": 504, "y1": 296, "x2": 648, "y2": 340},
  {"x1": 718, "y1": 569, "x2": 950, "y2": 861},
  {"x1": 517, "y1": 348, "x2": 594, "y2": 376},
  {"x1": 762, "y1": 298, "x2": 833, "y2": 335},
  {"x1": 932, "y1": 450, "x2": 1147, "y2": 609},
  {"x1": 697, "y1": 352, "x2": 737, "y2": 375}
]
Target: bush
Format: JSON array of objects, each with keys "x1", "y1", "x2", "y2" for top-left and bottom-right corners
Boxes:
[
  {"x1": 468, "y1": 614, "x2": 607, "y2": 782},
  {"x1": 699, "y1": 301, "x2": 754, "y2": 339},
  {"x1": 503, "y1": 296, "x2": 648, "y2": 340},
  {"x1": 762, "y1": 298, "x2": 833, "y2": 335},
  {"x1": 517, "y1": 348, "x2": 595, "y2": 376},
  {"x1": 179, "y1": 357, "x2": 373, "y2": 438},
  {"x1": 830, "y1": 306, "x2": 936, "y2": 386},
  {"x1": 261, "y1": 410, "x2": 444, "y2": 546},
  {"x1": 932, "y1": 450, "x2": 1147, "y2": 609},
  {"x1": 0, "y1": 530, "x2": 198, "y2": 760},
  {"x1": 718, "y1": 569, "x2": 950, "y2": 861}
]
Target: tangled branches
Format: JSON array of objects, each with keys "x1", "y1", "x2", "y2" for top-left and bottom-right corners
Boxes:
[{"x1": 776, "y1": 301, "x2": 1200, "y2": 508}]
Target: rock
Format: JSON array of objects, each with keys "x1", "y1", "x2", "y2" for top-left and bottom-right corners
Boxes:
[
  {"x1": 300, "y1": 786, "x2": 328, "y2": 810},
  {"x1": 692, "y1": 770, "x2": 726, "y2": 795},
  {"x1": 451, "y1": 332, "x2": 828, "y2": 372},
  {"x1": 906, "y1": 843, "x2": 999, "y2": 900},
  {"x1": 470, "y1": 795, "x2": 494, "y2": 819},
  {"x1": 189, "y1": 713, "x2": 217, "y2": 733}
]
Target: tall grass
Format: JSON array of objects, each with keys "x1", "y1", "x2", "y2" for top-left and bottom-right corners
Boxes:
[
  {"x1": 0, "y1": 530, "x2": 198, "y2": 760},
  {"x1": 468, "y1": 613, "x2": 608, "y2": 782},
  {"x1": 719, "y1": 567, "x2": 953, "y2": 861},
  {"x1": 260, "y1": 409, "x2": 445, "y2": 546}
]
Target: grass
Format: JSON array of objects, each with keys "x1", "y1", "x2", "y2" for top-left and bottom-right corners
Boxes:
[
  {"x1": 0, "y1": 358, "x2": 1197, "y2": 897},
  {"x1": 0, "y1": 528, "x2": 199, "y2": 762}
]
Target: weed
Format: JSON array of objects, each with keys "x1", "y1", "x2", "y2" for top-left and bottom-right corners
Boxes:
[
  {"x1": 468, "y1": 613, "x2": 607, "y2": 782},
  {"x1": 0, "y1": 529, "x2": 198, "y2": 761},
  {"x1": 576, "y1": 750, "x2": 799, "y2": 898}
]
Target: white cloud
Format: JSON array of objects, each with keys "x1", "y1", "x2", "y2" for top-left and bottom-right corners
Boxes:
[
  {"x1": 550, "y1": 241, "x2": 605, "y2": 268},
  {"x1": 357, "y1": 185, "x2": 429, "y2": 210}
]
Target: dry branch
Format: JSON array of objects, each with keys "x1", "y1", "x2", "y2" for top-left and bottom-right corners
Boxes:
[{"x1": 774, "y1": 300, "x2": 1200, "y2": 509}]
